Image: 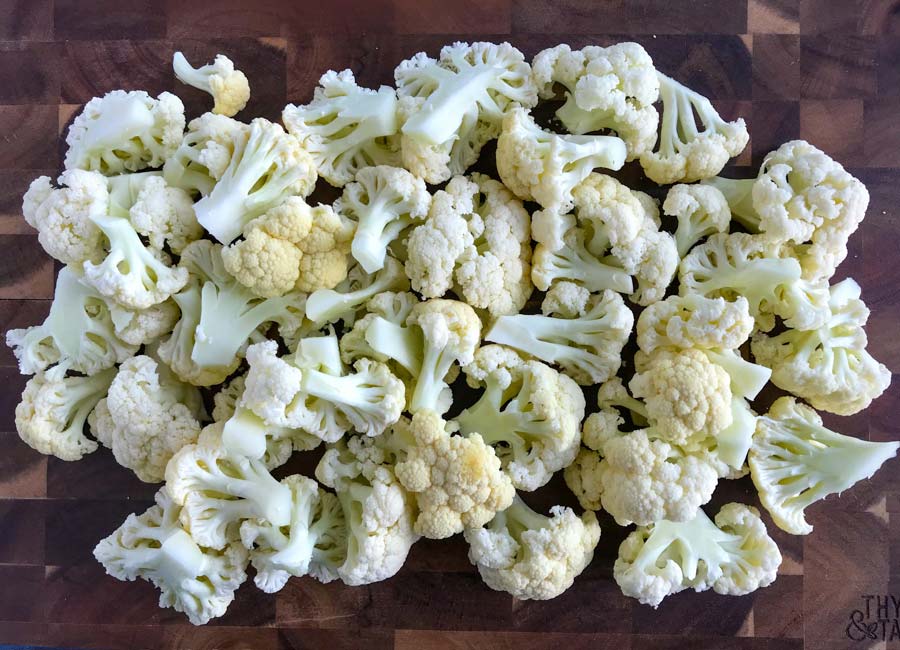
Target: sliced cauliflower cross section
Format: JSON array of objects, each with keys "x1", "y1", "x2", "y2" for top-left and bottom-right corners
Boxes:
[
  {"x1": 749, "y1": 397, "x2": 899, "y2": 534},
  {"x1": 173, "y1": 51, "x2": 250, "y2": 117},
  {"x1": 283, "y1": 69, "x2": 401, "y2": 187},
  {"x1": 532, "y1": 42, "x2": 660, "y2": 158},
  {"x1": 94, "y1": 488, "x2": 248, "y2": 625},
  {"x1": 464, "y1": 496, "x2": 600, "y2": 600},
  {"x1": 396, "y1": 41, "x2": 538, "y2": 183},
  {"x1": 614, "y1": 503, "x2": 781, "y2": 608},
  {"x1": 65, "y1": 90, "x2": 185, "y2": 175}
]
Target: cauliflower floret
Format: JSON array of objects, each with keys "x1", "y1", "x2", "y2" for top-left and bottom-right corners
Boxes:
[
  {"x1": 611, "y1": 217, "x2": 679, "y2": 306},
  {"x1": 464, "y1": 496, "x2": 600, "y2": 600},
  {"x1": 163, "y1": 112, "x2": 249, "y2": 196},
  {"x1": 173, "y1": 51, "x2": 250, "y2": 117},
  {"x1": 598, "y1": 429, "x2": 719, "y2": 526},
  {"x1": 497, "y1": 106, "x2": 627, "y2": 225},
  {"x1": 396, "y1": 42, "x2": 537, "y2": 183},
  {"x1": 394, "y1": 410, "x2": 515, "y2": 539},
  {"x1": 751, "y1": 278, "x2": 891, "y2": 415},
  {"x1": 637, "y1": 293, "x2": 755, "y2": 354},
  {"x1": 458, "y1": 345, "x2": 586, "y2": 490},
  {"x1": 663, "y1": 183, "x2": 731, "y2": 257},
  {"x1": 569, "y1": 172, "x2": 645, "y2": 251},
  {"x1": 540, "y1": 280, "x2": 590, "y2": 319},
  {"x1": 614, "y1": 503, "x2": 781, "y2": 608},
  {"x1": 15, "y1": 365, "x2": 115, "y2": 461},
  {"x1": 193, "y1": 118, "x2": 317, "y2": 244},
  {"x1": 749, "y1": 397, "x2": 899, "y2": 535},
  {"x1": 6, "y1": 266, "x2": 137, "y2": 375},
  {"x1": 629, "y1": 348, "x2": 733, "y2": 449},
  {"x1": 65, "y1": 90, "x2": 185, "y2": 175},
  {"x1": 22, "y1": 170, "x2": 107, "y2": 265},
  {"x1": 531, "y1": 226, "x2": 634, "y2": 295},
  {"x1": 335, "y1": 165, "x2": 430, "y2": 274},
  {"x1": 94, "y1": 488, "x2": 248, "y2": 625},
  {"x1": 221, "y1": 196, "x2": 353, "y2": 298},
  {"x1": 532, "y1": 42, "x2": 659, "y2": 158},
  {"x1": 88, "y1": 355, "x2": 205, "y2": 483},
  {"x1": 283, "y1": 69, "x2": 401, "y2": 187},
  {"x1": 564, "y1": 448, "x2": 605, "y2": 511},
  {"x1": 640, "y1": 73, "x2": 748, "y2": 184},
  {"x1": 486, "y1": 289, "x2": 634, "y2": 385},
  {"x1": 124, "y1": 174, "x2": 202, "y2": 254}
]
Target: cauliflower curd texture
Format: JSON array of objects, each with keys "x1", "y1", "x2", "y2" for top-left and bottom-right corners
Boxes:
[{"x1": 5, "y1": 36, "x2": 894, "y2": 626}]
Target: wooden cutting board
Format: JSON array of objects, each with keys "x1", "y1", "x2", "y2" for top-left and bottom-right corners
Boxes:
[{"x1": 0, "y1": 0, "x2": 898, "y2": 648}]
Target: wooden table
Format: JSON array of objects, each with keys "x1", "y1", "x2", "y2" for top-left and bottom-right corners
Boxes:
[{"x1": 0, "y1": 1, "x2": 898, "y2": 648}]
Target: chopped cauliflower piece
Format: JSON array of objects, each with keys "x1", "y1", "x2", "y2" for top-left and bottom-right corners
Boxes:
[{"x1": 173, "y1": 51, "x2": 250, "y2": 117}]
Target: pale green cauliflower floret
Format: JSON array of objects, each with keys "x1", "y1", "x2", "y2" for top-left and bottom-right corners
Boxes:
[
  {"x1": 629, "y1": 348, "x2": 733, "y2": 450},
  {"x1": 15, "y1": 365, "x2": 115, "y2": 461},
  {"x1": 6, "y1": 266, "x2": 137, "y2": 375},
  {"x1": 464, "y1": 496, "x2": 601, "y2": 600},
  {"x1": 457, "y1": 345, "x2": 586, "y2": 491},
  {"x1": 531, "y1": 226, "x2": 634, "y2": 295},
  {"x1": 640, "y1": 73, "x2": 748, "y2": 184},
  {"x1": 394, "y1": 410, "x2": 515, "y2": 539},
  {"x1": 222, "y1": 197, "x2": 353, "y2": 297},
  {"x1": 497, "y1": 106, "x2": 627, "y2": 226},
  {"x1": 22, "y1": 170, "x2": 108, "y2": 265},
  {"x1": 614, "y1": 503, "x2": 781, "y2": 608},
  {"x1": 532, "y1": 42, "x2": 659, "y2": 158},
  {"x1": 396, "y1": 42, "x2": 537, "y2": 183},
  {"x1": 706, "y1": 140, "x2": 869, "y2": 280},
  {"x1": 193, "y1": 117, "x2": 317, "y2": 244},
  {"x1": 65, "y1": 90, "x2": 185, "y2": 175},
  {"x1": 163, "y1": 112, "x2": 249, "y2": 196},
  {"x1": 663, "y1": 183, "x2": 731, "y2": 257},
  {"x1": 238, "y1": 474, "x2": 348, "y2": 592},
  {"x1": 749, "y1": 397, "x2": 899, "y2": 535},
  {"x1": 94, "y1": 488, "x2": 248, "y2": 625},
  {"x1": 283, "y1": 69, "x2": 401, "y2": 187},
  {"x1": 173, "y1": 51, "x2": 250, "y2": 117},
  {"x1": 335, "y1": 165, "x2": 430, "y2": 274},
  {"x1": 751, "y1": 278, "x2": 891, "y2": 415},
  {"x1": 88, "y1": 355, "x2": 205, "y2": 483}
]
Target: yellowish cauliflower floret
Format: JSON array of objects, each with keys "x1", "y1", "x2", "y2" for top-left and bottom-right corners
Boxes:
[
  {"x1": 173, "y1": 51, "x2": 250, "y2": 117},
  {"x1": 222, "y1": 197, "x2": 353, "y2": 297},
  {"x1": 564, "y1": 447, "x2": 605, "y2": 511},
  {"x1": 629, "y1": 348, "x2": 733, "y2": 449},
  {"x1": 394, "y1": 410, "x2": 515, "y2": 539},
  {"x1": 637, "y1": 293, "x2": 755, "y2": 354}
]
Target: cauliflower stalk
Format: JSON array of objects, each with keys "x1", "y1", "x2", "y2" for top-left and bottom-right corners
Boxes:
[
  {"x1": 464, "y1": 496, "x2": 600, "y2": 600},
  {"x1": 283, "y1": 70, "x2": 401, "y2": 187},
  {"x1": 749, "y1": 397, "x2": 899, "y2": 535},
  {"x1": 614, "y1": 503, "x2": 781, "y2": 607},
  {"x1": 173, "y1": 51, "x2": 250, "y2": 117}
]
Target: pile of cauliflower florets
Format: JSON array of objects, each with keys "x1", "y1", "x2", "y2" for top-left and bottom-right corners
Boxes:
[{"x1": 7, "y1": 42, "x2": 896, "y2": 623}]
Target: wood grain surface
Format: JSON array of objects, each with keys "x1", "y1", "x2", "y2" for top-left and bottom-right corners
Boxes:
[{"x1": 1, "y1": 0, "x2": 899, "y2": 648}]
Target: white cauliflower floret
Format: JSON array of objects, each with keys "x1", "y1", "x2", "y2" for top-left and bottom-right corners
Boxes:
[
  {"x1": 637, "y1": 293, "x2": 755, "y2": 354},
  {"x1": 125, "y1": 174, "x2": 202, "y2": 254},
  {"x1": 751, "y1": 278, "x2": 891, "y2": 415},
  {"x1": 564, "y1": 448, "x2": 605, "y2": 511},
  {"x1": 464, "y1": 496, "x2": 600, "y2": 600},
  {"x1": 94, "y1": 488, "x2": 248, "y2": 625},
  {"x1": 614, "y1": 503, "x2": 781, "y2": 608},
  {"x1": 15, "y1": 365, "x2": 115, "y2": 461},
  {"x1": 22, "y1": 170, "x2": 107, "y2": 265},
  {"x1": 283, "y1": 69, "x2": 401, "y2": 187},
  {"x1": 163, "y1": 112, "x2": 249, "y2": 196},
  {"x1": 497, "y1": 106, "x2": 626, "y2": 224},
  {"x1": 6, "y1": 266, "x2": 137, "y2": 375},
  {"x1": 663, "y1": 183, "x2": 731, "y2": 257},
  {"x1": 335, "y1": 165, "x2": 430, "y2": 274},
  {"x1": 708, "y1": 140, "x2": 870, "y2": 280},
  {"x1": 458, "y1": 345, "x2": 585, "y2": 491},
  {"x1": 640, "y1": 73, "x2": 748, "y2": 184},
  {"x1": 532, "y1": 42, "x2": 659, "y2": 158},
  {"x1": 107, "y1": 300, "x2": 180, "y2": 347},
  {"x1": 65, "y1": 90, "x2": 185, "y2": 175},
  {"x1": 173, "y1": 51, "x2": 250, "y2": 117},
  {"x1": 396, "y1": 42, "x2": 537, "y2": 183},
  {"x1": 394, "y1": 410, "x2": 515, "y2": 539},
  {"x1": 540, "y1": 280, "x2": 590, "y2": 318},
  {"x1": 88, "y1": 355, "x2": 205, "y2": 483},
  {"x1": 749, "y1": 397, "x2": 899, "y2": 535}
]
